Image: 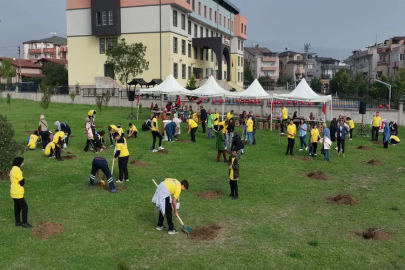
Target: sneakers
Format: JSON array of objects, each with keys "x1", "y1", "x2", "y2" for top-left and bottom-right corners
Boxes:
[
  {"x1": 156, "y1": 226, "x2": 165, "y2": 231},
  {"x1": 116, "y1": 180, "x2": 123, "y2": 183},
  {"x1": 305, "y1": 147, "x2": 308, "y2": 151},
  {"x1": 158, "y1": 146, "x2": 165, "y2": 150},
  {"x1": 110, "y1": 189, "x2": 119, "y2": 193},
  {"x1": 22, "y1": 223, "x2": 33, "y2": 229},
  {"x1": 89, "y1": 185, "x2": 94, "y2": 189},
  {"x1": 15, "y1": 222, "x2": 21, "y2": 227},
  {"x1": 280, "y1": 132, "x2": 285, "y2": 135},
  {"x1": 168, "y1": 229, "x2": 178, "y2": 235},
  {"x1": 49, "y1": 156, "x2": 55, "y2": 159},
  {"x1": 125, "y1": 179, "x2": 129, "y2": 182},
  {"x1": 335, "y1": 147, "x2": 338, "y2": 150},
  {"x1": 232, "y1": 196, "x2": 239, "y2": 200},
  {"x1": 100, "y1": 148, "x2": 104, "y2": 152},
  {"x1": 349, "y1": 138, "x2": 353, "y2": 141},
  {"x1": 42, "y1": 149, "x2": 45, "y2": 151},
  {"x1": 152, "y1": 149, "x2": 158, "y2": 153},
  {"x1": 63, "y1": 144, "x2": 67, "y2": 148},
  {"x1": 299, "y1": 149, "x2": 303, "y2": 151}
]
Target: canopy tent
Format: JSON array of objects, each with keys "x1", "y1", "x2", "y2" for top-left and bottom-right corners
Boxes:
[
  {"x1": 270, "y1": 79, "x2": 332, "y2": 131},
  {"x1": 227, "y1": 79, "x2": 272, "y2": 99},
  {"x1": 192, "y1": 76, "x2": 230, "y2": 97},
  {"x1": 139, "y1": 74, "x2": 191, "y2": 95}
]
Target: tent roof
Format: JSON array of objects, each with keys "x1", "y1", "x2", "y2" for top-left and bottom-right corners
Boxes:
[
  {"x1": 227, "y1": 79, "x2": 272, "y2": 99},
  {"x1": 139, "y1": 74, "x2": 191, "y2": 95},
  {"x1": 272, "y1": 78, "x2": 331, "y2": 102},
  {"x1": 192, "y1": 76, "x2": 229, "y2": 97}
]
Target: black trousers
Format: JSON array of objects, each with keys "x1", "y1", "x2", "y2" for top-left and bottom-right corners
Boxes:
[
  {"x1": 372, "y1": 127, "x2": 379, "y2": 141},
  {"x1": 229, "y1": 180, "x2": 238, "y2": 197},
  {"x1": 214, "y1": 125, "x2": 219, "y2": 131},
  {"x1": 202, "y1": 121, "x2": 206, "y2": 133},
  {"x1": 312, "y1": 142, "x2": 318, "y2": 155},
  {"x1": 281, "y1": 119, "x2": 287, "y2": 133},
  {"x1": 190, "y1": 127, "x2": 197, "y2": 142},
  {"x1": 118, "y1": 156, "x2": 129, "y2": 181},
  {"x1": 13, "y1": 198, "x2": 28, "y2": 224},
  {"x1": 90, "y1": 157, "x2": 115, "y2": 189},
  {"x1": 286, "y1": 138, "x2": 295, "y2": 155},
  {"x1": 40, "y1": 131, "x2": 50, "y2": 150},
  {"x1": 384, "y1": 141, "x2": 388, "y2": 148},
  {"x1": 158, "y1": 196, "x2": 174, "y2": 230},
  {"x1": 349, "y1": 129, "x2": 353, "y2": 139},
  {"x1": 337, "y1": 138, "x2": 345, "y2": 153},
  {"x1": 127, "y1": 130, "x2": 138, "y2": 138},
  {"x1": 84, "y1": 138, "x2": 97, "y2": 153},
  {"x1": 152, "y1": 131, "x2": 162, "y2": 149}
]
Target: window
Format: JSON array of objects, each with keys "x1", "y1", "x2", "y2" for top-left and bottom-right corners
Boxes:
[
  {"x1": 205, "y1": 49, "x2": 208, "y2": 61},
  {"x1": 99, "y1": 38, "x2": 105, "y2": 54},
  {"x1": 188, "y1": 21, "x2": 191, "y2": 35},
  {"x1": 194, "y1": 46, "x2": 197, "y2": 59},
  {"x1": 211, "y1": 50, "x2": 213, "y2": 62},
  {"x1": 204, "y1": 6, "x2": 207, "y2": 18},
  {"x1": 200, "y1": 26, "x2": 203, "y2": 37},
  {"x1": 188, "y1": 44, "x2": 191, "y2": 57},
  {"x1": 173, "y1": 63, "x2": 178, "y2": 79},
  {"x1": 219, "y1": 14, "x2": 222, "y2": 25},
  {"x1": 209, "y1": 8, "x2": 212, "y2": 20},
  {"x1": 231, "y1": 21, "x2": 233, "y2": 31},
  {"x1": 182, "y1": 40, "x2": 186, "y2": 55},
  {"x1": 216, "y1": 32, "x2": 218, "y2": 37},
  {"x1": 238, "y1": 72, "x2": 240, "y2": 82},
  {"x1": 112, "y1": 38, "x2": 118, "y2": 48},
  {"x1": 238, "y1": 56, "x2": 240, "y2": 66},
  {"x1": 50, "y1": 54, "x2": 54, "y2": 59},
  {"x1": 192, "y1": 0, "x2": 195, "y2": 11},
  {"x1": 182, "y1": 64, "x2": 186, "y2": 79},
  {"x1": 241, "y1": 57, "x2": 243, "y2": 65},
  {"x1": 206, "y1": 28, "x2": 208, "y2": 38},
  {"x1": 224, "y1": 16, "x2": 226, "y2": 27},
  {"x1": 108, "y1": 11, "x2": 113, "y2": 25},
  {"x1": 173, "y1": 10, "x2": 177, "y2": 27},
  {"x1": 241, "y1": 41, "x2": 243, "y2": 50},
  {"x1": 173, "y1": 37, "x2": 178, "y2": 53},
  {"x1": 194, "y1": 24, "x2": 197, "y2": 38},
  {"x1": 181, "y1": 14, "x2": 185, "y2": 30},
  {"x1": 224, "y1": 71, "x2": 227, "y2": 79},
  {"x1": 211, "y1": 30, "x2": 213, "y2": 37},
  {"x1": 244, "y1": 25, "x2": 247, "y2": 35},
  {"x1": 106, "y1": 38, "x2": 112, "y2": 50},
  {"x1": 186, "y1": 0, "x2": 190, "y2": 3},
  {"x1": 96, "y1": 12, "x2": 101, "y2": 26},
  {"x1": 238, "y1": 40, "x2": 240, "y2": 50},
  {"x1": 241, "y1": 23, "x2": 243, "y2": 33},
  {"x1": 188, "y1": 66, "x2": 191, "y2": 79},
  {"x1": 34, "y1": 54, "x2": 39, "y2": 59},
  {"x1": 102, "y1": 11, "x2": 107, "y2": 25},
  {"x1": 198, "y1": 2, "x2": 201, "y2": 15},
  {"x1": 215, "y1": 11, "x2": 217, "y2": 22},
  {"x1": 200, "y1": 48, "x2": 203, "y2": 60}
]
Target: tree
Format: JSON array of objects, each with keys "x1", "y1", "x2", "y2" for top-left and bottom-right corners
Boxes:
[
  {"x1": 103, "y1": 90, "x2": 111, "y2": 109},
  {"x1": 40, "y1": 83, "x2": 52, "y2": 111},
  {"x1": 310, "y1": 77, "x2": 322, "y2": 93},
  {"x1": 392, "y1": 68, "x2": 405, "y2": 104},
  {"x1": 348, "y1": 72, "x2": 367, "y2": 97},
  {"x1": 330, "y1": 69, "x2": 351, "y2": 95},
  {"x1": 42, "y1": 62, "x2": 68, "y2": 87},
  {"x1": 6, "y1": 94, "x2": 11, "y2": 109},
  {"x1": 105, "y1": 38, "x2": 149, "y2": 93},
  {"x1": 95, "y1": 95, "x2": 104, "y2": 115},
  {"x1": 244, "y1": 64, "x2": 254, "y2": 83},
  {"x1": 370, "y1": 74, "x2": 391, "y2": 99},
  {"x1": 276, "y1": 74, "x2": 293, "y2": 87},
  {"x1": 186, "y1": 74, "x2": 198, "y2": 90},
  {"x1": 0, "y1": 59, "x2": 16, "y2": 84}
]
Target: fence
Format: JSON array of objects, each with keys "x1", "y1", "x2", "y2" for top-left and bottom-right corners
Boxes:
[{"x1": 332, "y1": 97, "x2": 397, "y2": 110}]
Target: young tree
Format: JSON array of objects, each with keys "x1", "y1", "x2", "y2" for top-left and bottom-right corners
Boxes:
[
  {"x1": 105, "y1": 38, "x2": 149, "y2": 94},
  {"x1": 330, "y1": 69, "x2": 351, "y2": 95},
  {"x1": 6, "y1": 94, "x2": 11, "y2": 109},
  {"x1": 40, "y1": 83, "x2": 52, "y2": 111},
  {"x1": 42, "y1": 62, "x2": 68, "y2": 87},
  {"x1": 244, "y1": 64, "x2": 254, "y2": 83},
  {"x1": 186, "y1": 74, "x2": 198, "y2": 90},
  {"x1": 310, "y1": 77, "x2": 322, "y2": 93},
  {"x1": 348, "y1": 72, "x2": 367, "y2": 97},
  {"x1": 103, "y1": 90, "x2": 111, "y2": 109},
  {"x1": 0, "y1": 59, "x2": 17, "y2": 84},
  {"x1": 95, "y1": 95, "x2": 104, "y2": 115},
  {"x1": 276, "y1": 74, "x2": 294, "y2": 87}
]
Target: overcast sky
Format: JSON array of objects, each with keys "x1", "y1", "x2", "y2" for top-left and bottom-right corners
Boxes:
[{"x1": 0, "y1": 0, "x2": 404, "y2": 60}]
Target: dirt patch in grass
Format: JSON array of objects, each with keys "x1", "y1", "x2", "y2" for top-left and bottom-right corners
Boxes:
[
  {"x1": 295, "y1": 156, "x2": 313, "y2": 162},
  {"x1": 326, "y1": 194, "x2": 359, "y2": 205},
  {"x1": 24, "y1": 131, "x2": 33, "y2": 134},
  {"x1": 179, "y1": 140, "x2": 192, "y2": 143},
  {"x1": 69, "y1": 135, "x2": 76, "y2": 138},
  {"x1": 127, "y1": 137, "x2": 136, "y2": 140},
  {"x1": 351, "y1": 228, "x2": 391, "y2": 240},
  {"x1": 63, "y1": 155, "x2": 77, "y2": 160},
  {"x1": 32, "y1": 222, "x2": 64, "y2": 239},
  {"x1": 157, "y1": 149, "x2": 169, "y2": 155},
  {"x1": 95, "y1": 183, "x2": 128, "y2": 192},
  {"x1": 188, "y1": 225, "x2": 221, "y2": 241},
  {"x1": 308, "y1": 171, "x2": 329, "y2": 180},
  {"x1": 358, "y1": 145, "x2": 374, "y2": 151},
  {"x1": 198, "y1": 191, "x2": 222, "y2": 200},
  {"x1": 95, "y1": 126, "x2": 103, "y2": 129},
  {"x1": 130, "y1": 160, "x2": 149, "y2": 167},
  {"x1": 373, "y1": 141, "x2": 383, "y2": 145},
  {"x1": 0, "y1": 171, "x2": 9, "y2": 180},
  {"x1": 242, "y1": 140, "x2": 249, "y2": 145},
  {"x1": 368, "y1": 159, "x2": 383, "y2": 166}
]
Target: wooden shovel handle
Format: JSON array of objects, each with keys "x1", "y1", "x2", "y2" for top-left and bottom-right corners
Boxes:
[
  {"x1": 152, "y1": 179, "x2": 158, "y2": 187},
  {"x1": 176, "y1": 214, "x2": 185, "y2": 226}
]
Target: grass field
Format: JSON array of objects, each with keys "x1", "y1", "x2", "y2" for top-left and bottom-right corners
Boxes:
[{"x1": 1, "y1": 99, "x2": 405, "y2": 270}]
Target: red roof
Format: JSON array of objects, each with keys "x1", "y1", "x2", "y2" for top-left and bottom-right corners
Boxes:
[
  {"x1": 34, "y1": 58, "x2": 68, "y2": 66},
  {"x1": 0, "y1": 57, "x2": 40, "y2": 69},
  {"x1": 21, "y1": 73, "x2": 45, "y2": 78}
]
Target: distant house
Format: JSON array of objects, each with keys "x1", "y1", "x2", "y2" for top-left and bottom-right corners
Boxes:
[
  {"x1": 244, "y1": 46, "x2": 279, "y2": 82},
  {"x1": 0, "y1": 57, "x2": 43, "y2": 83},
  {"x1": 23, "y1": 36, "x2": 68, "y2": 60},
  {"x1": 34, "y1": 58, "x2": 68, "y2": 69}
]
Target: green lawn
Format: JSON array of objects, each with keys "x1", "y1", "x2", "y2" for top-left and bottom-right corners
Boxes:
[{"x1": 1, "y1": 99, "x2": 405, "y2": 270}]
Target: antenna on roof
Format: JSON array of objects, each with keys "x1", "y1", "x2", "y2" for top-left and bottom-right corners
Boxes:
[
  {"x1": 285, "y1": 47, "x2": 289, "y2": 51},
  {"x1": 50, "y1": 32, "x2": 57, "y2": 36}
]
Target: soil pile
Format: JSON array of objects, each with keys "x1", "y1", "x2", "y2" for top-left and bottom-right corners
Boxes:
[
  {"x1": 188, "y1": 225, "x2": 221, "y2": 240},
  {"x1": 362, "y1": 228, "x2": 391, "y2": 240},
  {"x1": 157, "y1": 149, "x2": 169, "y2": 155},
  {"x1": 358, "y1": 145, "x2": 374, "y2": 151},
  {"x1": 368, "y1": 159, "x2": 383, "y2": 166},
  {"x1": 33, "y1": 222, "x2": 64, "y2": 239},
  {"x1": 308, "y1": 171, "x2": 329, "y2": 180},
  {"x1": 130, "y1": 160, "x2": 149, "y2": 167},
  {"x1": 95, "y1": 126, "x2": 103, "y2": 129},
  {"x1": 326, "y1": 195, "x2": 359, "y2": 205},
  {"x1": 24, "y1": 131, "x2": 32, "y2": 134},
  {"x1": 69, "y1": 135, "x2": 76, "y2": 138},
  {"x1": 373, "y1": 141, "x2": 383, "y2": 145},
  {"x1": 63, "y1": 155, "x2": 77, "y2": 160},
  {"x1": 198, "y1": 191, "x2": 222, "y2": 200}
]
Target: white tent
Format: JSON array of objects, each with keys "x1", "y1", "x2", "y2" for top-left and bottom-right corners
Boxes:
[
  {"x1": 227, "y1": 79, "x2": 272, "y2": 99},
  {"x1": 139, "y1": 74, "x2": 191, "y2": 95},
  {"x1": 192, "y1": 76, "x2": 230, "y2": 97}
]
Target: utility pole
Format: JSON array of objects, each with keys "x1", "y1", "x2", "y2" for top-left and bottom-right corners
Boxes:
[
  {"x1": 304, "y1": 43, "x2": 311, "y2": 81},
  {"x1": 18, "y1": 46, "x2": 22, "y2": 91}
]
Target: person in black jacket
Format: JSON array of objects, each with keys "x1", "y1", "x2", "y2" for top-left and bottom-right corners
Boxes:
[
  {"x1": 231, "y1": 132, "x2": 244, "y2": 154},
  {"x1": 329, "y1": 118, "x2": 338, "y2": 142},
  {"x1": 200, "y1": 106, "x2": 207, "y2": 134},
  {"x1": 226, "y1": 118, "x2": 235, "y2": 150}
]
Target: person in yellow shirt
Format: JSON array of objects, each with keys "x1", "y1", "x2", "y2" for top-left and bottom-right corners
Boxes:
[
  {"x1": 286, "y1": 119, "x2": 296, "y2": 155},
  {"x1": 390, "y1": 135, "x2": 400, "y2": 145},
  {"x1": 192, "y1": 112, "x2": 198, "y2": 123},
  {"x1": 246, "y1": 116, "x2": 254, "y2": 146},
  {"x1": 186, "y1": 119, "x2": 198, "y2": 142},
  {"x1": 10, "y1": 157, "x2": 32, "y2": 228},
  {"x1": 371, "y1": 112, "x2": 381, "y2": 141},
  {"x1": 117, "y1": 123, "x2": 124, "y2": 137},
  {"x1": 151, "y1": 114, "x2": 164, "y2": 152},
  {"x1": 127, "y1": 123, "x2": 138, "y2": 138},
  {"x1": 213, "y1": 109, "x2": 220, "y2": 131},
  {"x1": 280, "y1": 105, "x2": 288, "y2": 134},
  {"x1": 114, "y1": 133, "x2": 130, "y2": 183},
  {"x1": 227, "y1": 149, "x2": 240, "y2": 200},
  {"x1": 226, "y1": 110, "x2": 234, "y2": 121},
  {"x1": 44, "y1": 142, "x2": 56, "y2": 158},
  {"x1": 309, "y1": 124, "x2": 319, "y2": 157},
  {"x1": 152, "y1": 178, "x2": 189, "y2": 234},
  {"x1": 88, "y1": 110, "x2": 96, "y2": 124},
  {"x1": 347, "y1": 117, "x2": 355, "y2": 140},
  {"x1": 108, "y1": 124, "x2": 118, "y2": 146},
  {"x1": 53, "y1": 130, "x2": 67, "y2": 161},
  {"x1": 27, "y1": 131, "x2": 40, "y2": 150}
]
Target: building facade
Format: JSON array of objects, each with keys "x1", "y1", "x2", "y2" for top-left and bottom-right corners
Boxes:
[
  {"x1": 278, "y1": 51, "x2": 306, "y2": 82},
  {"x1": 376, "y1": 36, "x2": 405, "y2": 78},
  {"x1": 66, "y1": 0, "x2": 247, "y2": 88},
  {"x1": 244, "y1": 46, "x2": 279, "y2": 82},
  {"x1": 23, "y1": 36, "x2": 68, "y2": 60},
  {"x1": 348, "y1": 44, "x2": 379, "y2": 78}
]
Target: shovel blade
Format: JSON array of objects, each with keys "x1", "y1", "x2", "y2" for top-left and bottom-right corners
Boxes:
[{"x1": 182, "y1": 225, "x2": 192, "y2": 234}]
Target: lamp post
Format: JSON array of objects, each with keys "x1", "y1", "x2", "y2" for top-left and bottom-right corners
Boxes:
[
  {"x1": 373, "y1": 79, "x2": 391, "y2": 110},
  {"x1": 304, "y1": 43, "x2": 311, "y2": 80}
]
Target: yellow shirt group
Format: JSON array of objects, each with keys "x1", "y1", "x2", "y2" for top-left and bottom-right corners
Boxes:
[
  {"x1": 53, "y1": 131, "x2": 65, "y2": 144},
  {"x1": 229, "y1": 157, "x2": 238, "y2": 181},
  {"x1": 282, "y1": 108, "x2": 288, "y2": 119},
  {"x1": 246, "y1": 119, "x2": 253, "y2": 132},
  {"x1": 188, "y1": 119, "x2": 198, "y2": 129},
  {"x1": 348, "y1": 120, "x2": 355, "y2": 129},
  {"x1": 311, "y1": 128, "x2": 319, "y2": 143},
  {"x1": 213, "y1": 113, "x2": 220, "y2": 125},
  {"x1": 287, "y1": 124, "x2": 296, "y2": 139},
  {"x1": 44, "y1": 142, "x2": 56, "y2": 156},
  {"x1": 10, "y1": 166, "x2": 24, "y2": 199},
  {"x1": 27, "y1": 134, "x2": 39, "y2": 149},
  {"x1": 163, "y1": 178, "x2": 182, "y2": 199},
  {"x1": 151, "y1": 118, "x2": 158, "y2": 131},
  {"x1": 116, "y1": 138, "x2": 129, "y2": 157},
  {"x1": 372, "y1": 116, "x2": 382, "y2": 127}
]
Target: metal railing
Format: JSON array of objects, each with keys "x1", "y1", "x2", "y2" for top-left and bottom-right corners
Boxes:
[
  {"x1": 332, "y1": 97, "x2": 397, "y2": 110},
  {"x1": 81, "y1": 88, "x2": 119, "y2": 97}
]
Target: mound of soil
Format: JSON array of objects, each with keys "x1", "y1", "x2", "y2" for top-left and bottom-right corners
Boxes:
[
  {"x1": 326, "y1": 194, "x2": 359, "y2": 205},
  {"x1": 95, "y1": 126, "x2": 103, "y2": 129},
  {"x1": 373, "y1": 141, "x2": 383, "y2": 145},
  {"x1": 308, "y1": 171, "x2": 329, "y2": 180},
  {"x1": 198, "y1": 191, "x2": 222, "y2": 200},
  {"x1": 127, "y1": 137, "x2": 136, "y2": 140},
  {"x1": 32, "y1": 222, "x2": 64, "y2": 239},
  {"x1": 179, "y1": 140, "x2": 192, "y2": 143},
  {"x1": 0, "y1": 171, "x2": 9, "y2": 180},
  {"x1": 368, "y1": 159, "x2": 383, "y2": 166},
  {"x1": 361, "y1": 228, "x2": 391, "y2": 240},
  {"x1": 358, "y1": 145, "x2": 374, "y2": 151},
  {"x1": 157, "y1": 149, "x2": 169, "y2": 155},
  {"x1": 63, "y1": 155, "x2": 77, "y2": 160},
  {"x1": 96, "y1": 183, "x2": 128, "y2": 191},
  {"x1": 188, "y1": 225, "x2": 221, "y2": 240},
  {"x1": 130, "y1": 160, "x2": 149, "y2": 167}
]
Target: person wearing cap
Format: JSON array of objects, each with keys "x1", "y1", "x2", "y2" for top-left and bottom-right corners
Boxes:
[
  {"x1": 127, "y1": 123, "x2": 138, "y2": 138},
  {"x1": 114, "y1": 132, "x2": 130, "y2": 183},
  {"x1": 152, "y1": 178, "x2": 189, "y2": 235},
  {"x1": 88, "y1": 110, "x2": 96, "y2": 124},
  {"x1": 10, "y1": 157, "x2": 32, "y2": 228},
  {"x1": 371, "y1": 112, "x2": 382, "y2": 141},
  {"x1": 89, "y1": 157, "x2": 119, "y2": 193}
]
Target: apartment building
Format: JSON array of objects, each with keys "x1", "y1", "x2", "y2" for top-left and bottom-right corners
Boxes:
[
  {"x1": 0, "y1": 57, "x2": 43, "y2": 83},
  {"x1": 348, "y1": 44, "x2": 379, "y2": 78},
  {"x1": 244, "y1": 45, "x2": 279, "y2": 81},
  {"x1": 23, "y1": 36, "x2": 68, "y2": 60},
  {"x1": 376, "y1": 36, "x2": 405, "y2": 78},
  {"x1": 66, "y1": 0, "x2": 247, "y2": 88},
  {"x1": 278, "y1": 51, "x2": 306, "y2": 82}
]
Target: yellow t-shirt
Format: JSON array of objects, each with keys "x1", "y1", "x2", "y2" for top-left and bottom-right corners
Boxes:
[
  {"x1": 130, "y1": 125, "x2": 138, "y2": 132},
  {"x1": 88, "y1": 110, "x2": 96, "y2": 116},
  {"x1": 151, "y1": 118, "x2": 158, "y2": 131},
  {"x1": 230, "y1": 157, "x2": 238, "y2": 181},
  {"x1": 213, "y1": 113, "x2": 220, "y2": 125},
  {"x1": 44, "y1": 142, "x2": 56, "y2": 156},
  {"x1": 192, "y1": 113, "x2": 198, "y2": 122},
  {"x1": 348, "y1": 120, "x2": 355, "y2": 129},
  {"x1": 287, "y1": 124, "x2": 296, "y2": 139},
  {"x1": 10, "y1": 166, "x2": 24, "y2": 199},
  {"x1": 218, "y1": 121, "x2": 228, "y2": 130},
  {"x1": 226, "y1": 112, "x2": 233, "y2": 121},
  {"x1": 390, "y1": 135, "x2": 400, "y2": 142},
  {"x1": 188, "y1": 119, "x2": 198, "y2": 129},
  {"x1": 109, "y1": 125, "x2": 118, "y2": 133},
  {"x1": 282, "y1": 108, "x2": 288, "y2": 119},
  {"x1": 53, "y1": 131, "x2": 65, "y2": 144},
  {"x1": 163, "y1": 178, "x2": 182, "y2": 199},
  {"x1": 117, "y1": 127, "x2": 124, "y2": 136},
  {"x1": 311, "y1": 128, "x2": 319, "y2": 143},
  {"x1": 27, "y1": 134, "x2": 39, "y2": 149},
  {"x1": 246, "y1": 119, "x2": 253, "y2": 132},
  {"x1": 116, "y1": 138, "x2": 129, "y2": 157},
  {"x1": 372, "y1": 116, "x2": 381, "y2": 127}
]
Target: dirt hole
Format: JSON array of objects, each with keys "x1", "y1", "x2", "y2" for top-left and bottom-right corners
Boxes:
[
  {"x1": 352, "y1": 228, "x2": 391, "y2": 240},
  {"x1": 198, "y1": 191, "x2": 222, "y2": 200},
  {"x1": 326, "y1": 194, "x2": 358, "y2": 205},
  {"x1": 24, "y1": 131, "x2": 33, "y2": 134},
  {"x1": 32, "y1": 222, "x2": 64, "y2": 239},
  {"x1": 69, "y1": 135, "x2": 76, "y2": 138},
  {"x1": 308, "y1": 171, "x2": 329, "y2": 180},
  {"x1": 188, "y1": 225, "x2": 221, "y2": 241},
  {"x1": 358, "y1": 145, "x2": 374, "y2": 151},
  {"x1": 130, "y1": 160, "x2": 149, "y2": 167},
  {"x1": 242, "y1": 140, "x2": 249, "y2": 145},
  {"x1": 179, "y1": 140, "x2": 192, "y2": 143},
  {"x1": 95, "y1": 183, "x2": 128, "y2": 191},
  {"x1": 95, "y1": 126, "x2": 103, "y2": 129},
  {"x1": 63, "y1": 155, "x2": 77, "y2": 160},
  {"x1": 157, "y1": 149, "x2": 169, "y2": 155},
  {"x1": 373, "y1": 141, "x2": 383, "y2": 145},
  {"x1": 368, "y1": 159, "x2": 383, "y2": 166},
  {"x1": 295, "y1": 157, "x2": 313, "y2": 162}
]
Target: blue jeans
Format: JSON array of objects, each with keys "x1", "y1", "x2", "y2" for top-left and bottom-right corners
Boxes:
[
  {"x1": 241, "y1": 125, "x2": 247, "y2": 139},
  {"x1": 226, "y1": 133, "x2": 233, "y2": 148},
  {"x1": 252, "y1": 129, "x2": 256, "y2": 144},
  {"x1": 324, "y1": 149, "x2": 330, "y2": 161},
  {"x1": 247, "y1": 132, "x2": 253, "y2": 145},
  {"x1": 165, "y1": 127, "x2": 173, "y2": 141},
  {"x1": 309, "y1": 146, "x2": 313, "y2": 155},
  {"x1": 299, "y1": 136, "x2": 307, "y2": 149}
]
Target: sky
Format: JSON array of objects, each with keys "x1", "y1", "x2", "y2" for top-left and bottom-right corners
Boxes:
[{"x1": 0, "y1": 0, "x2": 404, "y2": 60}]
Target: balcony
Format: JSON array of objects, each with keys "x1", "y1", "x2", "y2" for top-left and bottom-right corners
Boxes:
[
  {"x1": 262, "y1": 67, "x2": 277, "y2": 71},
  {"x1": 43, "y1": 48, "x2": 54, "y2": 53},
  {"x1": 295, "y1": 68, "x2": 301, "y2": 75},
  {"x1": 60, "y1": 46, "x2": 68, "y2": 52},
  {"x1": 28, "y1": 48, "x2": 42, "y2": 54},
  {"x1": 262, "y1": 57, "x2": 277, "y2": 62},
  {"x1": 377, "y1": 46, "x2": 391, "y2": 54},
  {"x1": 377, "y1": 61, "x2": 389, "y2": 66},
  {"x1": 321, "y1": 74, "x2": 331, "y2": 79}
]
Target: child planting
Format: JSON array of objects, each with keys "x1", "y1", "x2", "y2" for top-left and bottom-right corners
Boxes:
[
  {"x1": 114, "y1": 133, "x2": 129, "y2": 183},
  {"x1": 127, "y1": 123, "x2": 138, "y2": 138},
  {"x1": 27, "y1": 130, "x2": 40, "y2": 150},
  {"x1": 228, "y1": 149, "x2": 240, "y2": 200}
]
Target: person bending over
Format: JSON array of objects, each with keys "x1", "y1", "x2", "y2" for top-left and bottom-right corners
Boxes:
[
  {"x1": 186, "y1": 119, "x2": 198, "y2": 143},
  {"x1": 53, "y1": 130, "x2": 68, "y2": 161},
  {"x1": 88, "y1": 110, "x2": 96, "y2": 124},
  {"x1": 108, "y1": 124, "x2": 118, "y2": 146},
  {"x1": 89, "y1": 157, "x2": 118, "y2": 193},
  {"x1": 165, "y1": 121, "x2": 177, "y2": 142}
]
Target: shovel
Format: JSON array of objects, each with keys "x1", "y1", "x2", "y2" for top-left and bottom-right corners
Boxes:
[{"x1": 152, "y1": 179, "x2": 192, "y2": 234}]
